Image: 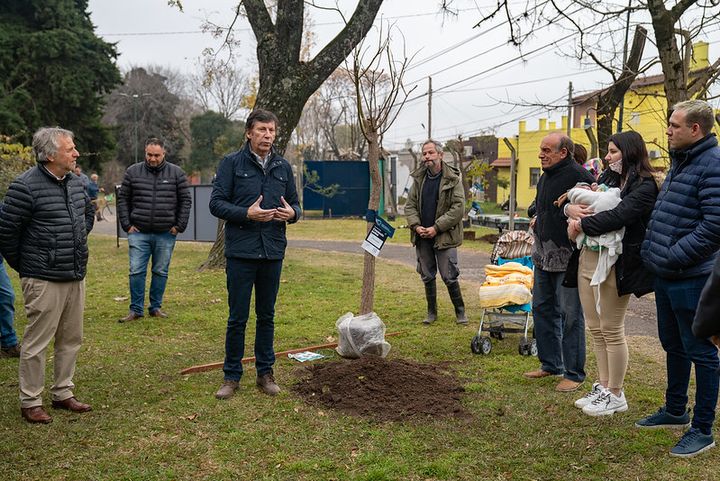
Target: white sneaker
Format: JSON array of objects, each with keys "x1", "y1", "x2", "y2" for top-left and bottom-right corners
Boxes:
[
  {"x1": 582, "y1": 389, "x2": 628, "y2": 417},
  {"x1": 574, "y1": 382, "x2": 603, "y2": 409}
]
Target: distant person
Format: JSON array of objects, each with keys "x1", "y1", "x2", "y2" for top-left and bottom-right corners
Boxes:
[
  {"x1": 88, "y1": 173, "x2": 103, "y2": 221},
  {"x1": 116, "y1": 138, "x2": 191, "y2": 322},
  {"x1": 404, "y1": 139, "x2": 467, "y2": 325},
  {"x1": 638, "y1": 99, "x2": 720, "y2": 458},
  {"x1": 74, "y1": 165, "x2": 90, "y2": 194},
  {"x1": 210, "y1": 109, "x2": 301, "y2": 399},
  {"x1": 0, "y1": 255, "x2": 20, "y2": 358},
  {"x1": 566, "y1": 131, "x2": 659, "y2": 416},
  {"x1": 0, "y1": 127, "x2": 95, "y2": 424},
  {"x1": 574, "y1": 144, "x2": 588, "y2": 166},
  {"x1": 524, "y1": 132, "x2": 594, "y2": 392}
]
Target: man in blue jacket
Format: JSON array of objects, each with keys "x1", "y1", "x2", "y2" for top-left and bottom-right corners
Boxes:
[
  {"x1": 210, "y1": 109, "x2": 301, "y2": 399},
  {"x1": 639, "y1": 100, "x2": 720, "y2": 458}
]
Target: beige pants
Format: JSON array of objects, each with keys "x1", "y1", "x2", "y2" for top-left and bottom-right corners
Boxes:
[
  {"x1": 578, "y1": 249, "x2": 630, "y2": 390},
  {"x1": 19, "y1": 278, "x2": 85, "y2": 408}
]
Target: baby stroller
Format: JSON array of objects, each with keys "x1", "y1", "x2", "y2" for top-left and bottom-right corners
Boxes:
[{"x1": 471, "y1": 230, "x2": 537, "y2": 356}]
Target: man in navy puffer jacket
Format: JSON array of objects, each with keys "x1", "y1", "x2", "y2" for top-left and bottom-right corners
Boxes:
[{"x1": 638, "y1": 100, "x2": 720, "y2": 458}]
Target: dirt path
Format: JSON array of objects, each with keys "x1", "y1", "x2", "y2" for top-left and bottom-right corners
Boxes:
[{"x1": 288, "y1": 239, "x2": 659, "y2": 337}]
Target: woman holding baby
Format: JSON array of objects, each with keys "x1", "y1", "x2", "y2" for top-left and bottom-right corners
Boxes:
[{"x1": 565, "y1": 131, "x2": 661, "y2": 416}]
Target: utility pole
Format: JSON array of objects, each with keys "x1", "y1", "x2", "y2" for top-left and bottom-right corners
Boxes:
[
  {"x1": 427, "y1": 76, "x2": 432, "y2": 139},
  {"x1": 118, "y1": 92, "x2": 151, "y2": 163},
  {"x1": 617, "y1": 0, "x2": 632, "y2": 133},
  {"x1": 567, "y1": 82, "x2": 573, "y2": 137},
  {"x1": 503, "y1": 137, "x2": 518, "y2": 231}
]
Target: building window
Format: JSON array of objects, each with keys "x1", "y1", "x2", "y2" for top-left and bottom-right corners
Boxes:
[
  {"x1": 463, "y1": 145, "x2": 473, "y2": 158},
  {"x1": 629, "y1": 112, "x2": 640, "y2": 125},
  {"x1": 530, "y1": 168, "x2": 541, "y2": 188}
]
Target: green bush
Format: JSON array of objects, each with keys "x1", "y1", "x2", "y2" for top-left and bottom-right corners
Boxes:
[{"x1": 0, "y1": 141, "x2": 34, "y2": 199}]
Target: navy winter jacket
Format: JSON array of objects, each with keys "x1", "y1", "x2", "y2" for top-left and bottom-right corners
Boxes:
[
  {"x1": 209, "y1": 143, "x2": 301, "y2": 260},
  {"x1": 641, "y1": 134, "x2": 720, "y2": 279},
  {"x1": 0, "y1": 165, "x2": 94, "y2": 281},
  {"x1": 116, "y1": 160, "x2": 192, "y2": 234}
]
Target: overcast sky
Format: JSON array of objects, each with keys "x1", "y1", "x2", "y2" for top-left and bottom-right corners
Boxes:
[{"x1": 88, "y1": 0, "x2": 720, "y2": 150}]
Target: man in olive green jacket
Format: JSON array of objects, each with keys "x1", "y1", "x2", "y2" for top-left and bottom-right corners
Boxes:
[{"x1": 405, "y1": 139, "x2": 467, "y2": 324}]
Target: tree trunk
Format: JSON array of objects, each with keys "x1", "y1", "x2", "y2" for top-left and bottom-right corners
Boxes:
[
  {"x1": 594, "y1": 26, "x2": 647, "y2": 158},
  {"x1": 198, "y1": 220, "x2": 226, "y2": 270},
  {"x1": 359, "y1": 130, "x2": 381, "y2": 315},
  {"x1": 646, "y1": 0, "x2": 692, "y2": 119}
]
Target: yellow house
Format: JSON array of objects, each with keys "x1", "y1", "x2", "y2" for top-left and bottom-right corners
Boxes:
[{"x1": 493, "y1": 41, "x2": 718, "y2": 210}]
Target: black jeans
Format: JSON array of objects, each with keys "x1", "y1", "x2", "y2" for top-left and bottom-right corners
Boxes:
[{"x1": 223, "y1": 258, "x2": 283, "y2": 382}]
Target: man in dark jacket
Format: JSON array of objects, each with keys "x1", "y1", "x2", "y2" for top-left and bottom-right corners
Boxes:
[
  {"x1": 404, "y1": 139, "x2": 467, "y2": 324},
  {"x1": 638, "y1": 100, "x2": 720, "y2": 458},
  {"x1": 524, "y1": 133, "x2": 594, "y2": 392},
  {"x1": 0, "y1": 127, "x2": 95, "y2": 424},
  {"x1": 210, "y1": 109, "x2": 300, "y2": 399},
  {"x1": 116, "y1": 138, "x2": 191, "y2": 322}
]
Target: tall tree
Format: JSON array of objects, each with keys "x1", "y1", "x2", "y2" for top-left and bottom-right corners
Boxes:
[
  {"x1": 0, "y1": 0, "x2": 121, "y2": 170},
  {"x1": 103, "y1": 68, "x2": 184, "y2": 166},
  {"x1": 350, "y1": 25, "x2": 415, "y2": 315}
]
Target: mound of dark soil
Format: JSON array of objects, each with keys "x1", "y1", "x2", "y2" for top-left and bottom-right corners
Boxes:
[
  {"x1": 292, "y1": 356, "x2": 469, "y2": 422},
  {"x1": 480, "y1": 233, "x2": 500, "y2": 244}
]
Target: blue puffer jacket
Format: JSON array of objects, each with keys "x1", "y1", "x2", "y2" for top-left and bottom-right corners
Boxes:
[
  {"x1": 641, "y1": 134, "x2": 720, "y2": 279},
  {"x1": 209, "y1": 143, "x2": 301, "y2": 260}
]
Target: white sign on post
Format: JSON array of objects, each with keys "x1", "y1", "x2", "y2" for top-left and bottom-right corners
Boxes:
[{"x1": 361, "y1": 214, "x2": 395, "y2": 257}]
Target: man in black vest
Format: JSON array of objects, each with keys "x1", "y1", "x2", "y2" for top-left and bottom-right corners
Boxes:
[{"x1": 117, "y1": 138, "x2": 192, "y2": 322}]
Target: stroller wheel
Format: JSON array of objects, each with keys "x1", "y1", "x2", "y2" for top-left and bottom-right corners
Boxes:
[
  {"x1": 471, "y1": 335, "x2": 482, "y2": 354},
  {"x1": 470, "y1": 335, "x2": 492, "y2": 355},
  {"x1": 519, "y1": 337, "x2": 535, "y2": 356},
  {"x1": 529, "y1": 339, "x2": 538, "y2": 357}
]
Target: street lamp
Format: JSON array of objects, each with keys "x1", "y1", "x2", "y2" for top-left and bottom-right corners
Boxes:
[{"x1": 118, "y1": 92, "x2": 151, "y2": 163}]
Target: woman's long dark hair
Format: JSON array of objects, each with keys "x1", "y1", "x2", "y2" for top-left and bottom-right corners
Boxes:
[{"x1": 607, "y1": 131, "x2": 657, "y2": 179}]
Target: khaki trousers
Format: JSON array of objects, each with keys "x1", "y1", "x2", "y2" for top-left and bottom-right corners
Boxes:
[
  {"x1": 19, "y1": 278, "x2": 85, "y2": 408},
  {"x1": 578, "y1": 249, "x2": 630, "y2": 390}
]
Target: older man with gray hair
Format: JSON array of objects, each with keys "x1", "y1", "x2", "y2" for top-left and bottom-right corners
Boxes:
[
  {"x1": 0, "y1": 127, "x2": 95, "y2": 424},
  {"x1": 405, "y1": 139, "x2": 467, "y2": 325}
]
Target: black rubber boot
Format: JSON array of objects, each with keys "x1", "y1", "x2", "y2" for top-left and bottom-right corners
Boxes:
[
  {"x1": 423, "y1": 281, "x2": 438, "y2": 324},
  {"x1": 447, "y1": 282, "x2": 468, "y2": 325}
]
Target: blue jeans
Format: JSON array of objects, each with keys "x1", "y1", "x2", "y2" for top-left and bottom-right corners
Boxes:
[
  {"x1": 223, "y1": 258, "x2": 283, "y2": 381},
  {"x1": 127, "y1": 232, "x2": 177, "y2": 315},
  {"x1": 655, "y1": 275, "x2": 720, "y2": 434},
  {"x1": 0, "y1": 258, "x2": 17, "y2": 348},
  {"x1": 532, "y1": 268, "x2": 586, "y2": 382}
]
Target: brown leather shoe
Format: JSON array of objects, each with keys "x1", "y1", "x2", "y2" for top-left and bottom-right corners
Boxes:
[
  {"x1": 118, "y1": 311, "x2": 143, "y2": 323},
  {"x1": 215, "y1": 380, "x2": 239, "y2": 400},
  {"x1": 149, "y1": 309, "x2": 168, "y2": 318},
  {"x1": 556, "y1": 379, "x2": 582, "y2": 392},
  {"x1": 0, "y1": 343, "x2": 21, "y2": 358},
  {"x1": 523, "y1": 369, "x2": 556, "y2": 379},
  {"x1": 52, "y1": 397, "x2": 92, "y2": 413},
  {"x1": 256, "y1": 372, "x2": 281, "y2": 396},
  {"x1": 21, "y1": 406, "x2": 52, "y2": 424}
]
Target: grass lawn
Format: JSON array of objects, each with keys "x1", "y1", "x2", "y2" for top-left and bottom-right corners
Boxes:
[{"x1": 0, "y1": 235, "x2": 713, "y2": 480}]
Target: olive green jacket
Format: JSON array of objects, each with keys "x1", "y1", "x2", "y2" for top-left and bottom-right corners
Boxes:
[{"x1": 405, "y1": 161, "x2": 465, "y2": 249}]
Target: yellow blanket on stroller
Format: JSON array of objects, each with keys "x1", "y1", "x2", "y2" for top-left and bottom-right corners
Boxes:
[{"x1": 478, "y1": 262, "x2": 533, "y2": 308}]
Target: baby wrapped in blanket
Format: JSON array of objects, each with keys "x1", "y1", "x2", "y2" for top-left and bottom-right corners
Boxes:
[{"x1": 567, "y1": 184, "x2": 624, "y2": 286}]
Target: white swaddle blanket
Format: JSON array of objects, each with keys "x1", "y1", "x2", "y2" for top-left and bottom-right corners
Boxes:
[{"x1": 567, "y1": 186, "x2": 625, "y2": 286}]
